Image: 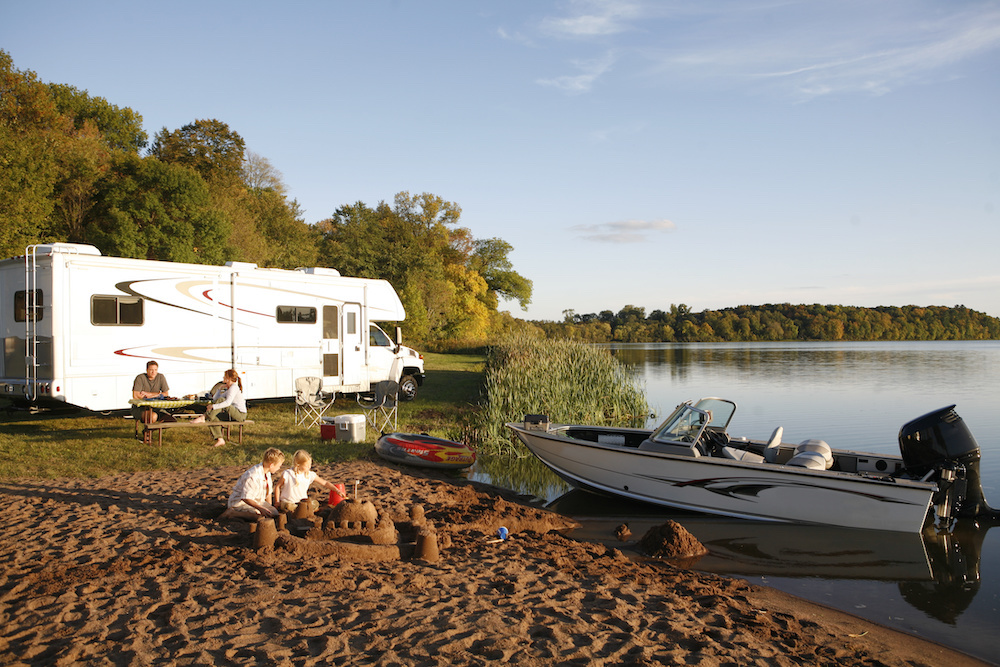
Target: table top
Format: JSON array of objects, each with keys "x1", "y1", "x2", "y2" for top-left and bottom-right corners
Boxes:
[{"x1": 129, "y1": 398, "x2": 212, "y2": 409}]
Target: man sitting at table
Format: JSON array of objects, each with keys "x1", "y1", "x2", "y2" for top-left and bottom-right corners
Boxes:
[{"x1": 131, "y1": 360, "x2": 171, "y2": 424}]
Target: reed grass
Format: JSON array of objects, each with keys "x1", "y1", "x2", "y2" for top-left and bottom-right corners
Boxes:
[{"x1": 472, "y1": 334, "x2": 649, "y2": 456}]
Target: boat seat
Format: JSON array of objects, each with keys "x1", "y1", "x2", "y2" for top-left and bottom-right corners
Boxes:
[
  {"x1": 787, "y1": 451, "x2": 828, "y2": 469},
  {"x1": 786, "y1": 439, "x2": 833, "y2": 470},
  {"x1": 721, "y1": 447, "x2": 765, "y2": 464},
  {"x1": 763, "y1": 426, "x2": 784, "y2": 463}
]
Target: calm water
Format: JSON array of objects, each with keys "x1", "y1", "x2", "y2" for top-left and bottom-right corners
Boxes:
[{"x1": 471, "y1": 341, "x2": 1000, "y2": 663}]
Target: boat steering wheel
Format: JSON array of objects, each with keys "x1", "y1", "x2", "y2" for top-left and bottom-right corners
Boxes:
[{"x1": 701, "y1": 428, "x2": 730, "y2": 456}]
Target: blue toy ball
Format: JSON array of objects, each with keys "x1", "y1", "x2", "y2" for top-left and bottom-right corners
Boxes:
[{"x1": 497, "y1": 526, "x2": 509, "y2": 541}]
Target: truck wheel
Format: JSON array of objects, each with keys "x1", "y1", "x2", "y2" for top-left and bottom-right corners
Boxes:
[{"x1": 399, "y1": 375, "x2": 418, "y2": 401}]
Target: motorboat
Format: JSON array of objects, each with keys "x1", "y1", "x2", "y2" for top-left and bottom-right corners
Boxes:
[{"x1": 507, "y1": 398, "x2": 999, "y2": 533}]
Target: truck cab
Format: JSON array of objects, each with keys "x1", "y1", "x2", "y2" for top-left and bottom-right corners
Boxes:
[{"x1": 368, "y1": 323, "x2": 425, "y2": 400}]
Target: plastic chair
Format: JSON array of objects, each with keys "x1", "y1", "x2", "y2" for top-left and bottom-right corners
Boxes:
[
  {"x1": 295, "y1": 376, "x2": 334, "y2": 428},
  {"x1": 357, "y1": 380, "x2": 399, "y2": 434}
]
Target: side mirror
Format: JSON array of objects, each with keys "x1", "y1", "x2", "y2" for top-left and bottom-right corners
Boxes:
[{"x1": 394, "y1": 326, "x2": 403, "y2": 352}]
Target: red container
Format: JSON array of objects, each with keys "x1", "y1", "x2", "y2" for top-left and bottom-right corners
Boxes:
[
  {"x1": 320, "y1": 423, "x2": 336, "y2": 440},
  {"x1": 328, "y1": 483, "x2": 347, "y2": 507}
]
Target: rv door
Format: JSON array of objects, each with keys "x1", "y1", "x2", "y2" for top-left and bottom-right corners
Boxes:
[{"x1": 341, "y1": 303, "x2": 363, "y2": 386}]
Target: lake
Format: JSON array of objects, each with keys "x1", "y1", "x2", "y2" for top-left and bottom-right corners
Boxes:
[{"x1": 470, "y1": 341, "x2": 1000, "y2": 663}]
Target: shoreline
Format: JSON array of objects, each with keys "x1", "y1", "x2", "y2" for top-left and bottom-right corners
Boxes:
[{"x1": 0, "y1": 460, "x2": 989, "y2": 666}]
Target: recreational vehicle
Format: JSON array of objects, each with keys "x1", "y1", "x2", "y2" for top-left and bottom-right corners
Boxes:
[{"x1": 0, "y1": 244, "x2": 425, "y2": 412}]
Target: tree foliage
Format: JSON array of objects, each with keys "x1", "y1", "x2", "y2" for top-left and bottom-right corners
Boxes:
[
  {"x1": 315, "y1": 193, "x2": 533, "y2": 346},
  {"x1": 84, "y1": 153, "x2": 230, "y2": 263},
  {"x1": 149, "y1": 118, "x2": 246, "y2": 184},
  {"x1": 0, "y1": 50, "x2": 66, "y2": 256},
  {"x1": 538, "y1": 303, "x2": 1000, "y2": 342},
  {"x1": 47, "y1": 83, "x2": 148, "y2": 153},
  {"x1": 470, "y1": 238, "x2": 533, "y2": 309}
]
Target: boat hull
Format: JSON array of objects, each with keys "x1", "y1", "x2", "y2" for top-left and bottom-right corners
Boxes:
[
  {"x1": 508, "y1": 424, "x2": 934, "y2": 533},
  {"x1": 375, "y1": 433, "x2": 476, "y2": 470}
]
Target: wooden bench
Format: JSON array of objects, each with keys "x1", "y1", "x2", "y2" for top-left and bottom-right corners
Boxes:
[{"x1": 137, "y1": 420, "x2": 254, "y2": 446}]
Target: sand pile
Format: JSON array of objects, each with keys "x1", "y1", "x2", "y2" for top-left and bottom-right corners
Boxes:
[{"x1": 0, "y1": 460, "x2": 985, "y2": 666}]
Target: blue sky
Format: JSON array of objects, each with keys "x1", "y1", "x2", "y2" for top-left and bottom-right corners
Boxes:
[{"x1": 3, "y1": 0, "x2": 999, "y2": 321}]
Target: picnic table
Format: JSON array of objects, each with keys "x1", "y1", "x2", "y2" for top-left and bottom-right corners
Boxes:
[
  {"x1": 129, "y1": 397, "x2": 212, "y2": 410},
  {"x1": 128, "y1": 398, "x2": 252, "y2": 445}
]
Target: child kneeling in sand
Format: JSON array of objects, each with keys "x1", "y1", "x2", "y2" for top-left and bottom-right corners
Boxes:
[
  {"x1": 220, "y1": 447, "x2": 284, "y2": 520},
  {"x1": 274, "y1": 449, "x2": 336, "y2": 512}
]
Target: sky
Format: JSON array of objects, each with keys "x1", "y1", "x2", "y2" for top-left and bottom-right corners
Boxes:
[{"x1": 2, "y1": 0, "x2": 999, "y2": 322}]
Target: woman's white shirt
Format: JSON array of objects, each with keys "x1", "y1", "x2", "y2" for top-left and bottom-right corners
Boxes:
[{"x1": 211, "y1": 383, "x2": 247, "y2": 413}]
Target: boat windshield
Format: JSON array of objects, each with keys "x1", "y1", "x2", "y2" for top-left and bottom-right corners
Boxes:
[{"x1": 649, "y1": 398, "x2": 737, "y2": 444}]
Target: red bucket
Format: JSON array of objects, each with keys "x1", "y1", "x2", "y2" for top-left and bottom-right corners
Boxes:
[{"x1": 328, "y1": 483, "x2": 347, "y2": 507}]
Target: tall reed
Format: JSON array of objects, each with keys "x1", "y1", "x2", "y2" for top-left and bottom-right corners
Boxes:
[{"x1": 473, "y1": 333, "x2": 649, "y2": 456}]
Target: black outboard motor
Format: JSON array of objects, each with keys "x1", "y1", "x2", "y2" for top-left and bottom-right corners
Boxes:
[{"x1": 899, "y1": 405, "x2": 1000, "y2": 524}]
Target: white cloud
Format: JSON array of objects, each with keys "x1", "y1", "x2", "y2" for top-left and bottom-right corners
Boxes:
[
  {"x1": 572, "y1": 218, "x2": 677, "y2": 243},
  {"x1": 755, "y1": 13, "x2": 1000, "y2": 98},
  {"x1": 538, "y1": 0, "x2": 645, "y2": 38},
  {"x1": 537, "y1": 51, "x2": 617, "y2": 93},
  {"x1": 525, "y1": 1, "x2": 1000, "y2": 99}
]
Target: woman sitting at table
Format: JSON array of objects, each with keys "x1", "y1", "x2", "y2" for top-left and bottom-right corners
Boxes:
[{"x1": 202, "y1": 369, "x2": 247, "y2": 447}]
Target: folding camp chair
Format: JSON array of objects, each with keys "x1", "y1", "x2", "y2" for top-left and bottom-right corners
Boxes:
[
  {"x1": 357, "y1": 380, "x2": 399, "y2": 434},
  {"x1": 295, "y1": 376, "x2": 334, "y2": 428}
]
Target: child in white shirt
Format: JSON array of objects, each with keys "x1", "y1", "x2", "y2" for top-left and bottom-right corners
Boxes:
[
  {"x1": 275, "y1": 449, "x2": 336, "y2": 512},
  {"x1": 220, "y1": 447, "x2": 284, "y2": 520}
]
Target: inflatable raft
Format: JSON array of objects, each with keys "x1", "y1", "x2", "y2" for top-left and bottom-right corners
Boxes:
[{"x1": 375, "y1": 433, "x2": 476, "y2": 470}]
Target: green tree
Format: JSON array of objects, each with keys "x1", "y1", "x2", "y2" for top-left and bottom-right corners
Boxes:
[
  {"x1": 316, "y1": 192, "x2": 533, "y2": 346},
  {"x1": 149, "y1": 119, "x2": 246, "y2": 184},
  {"x1": 85, "y1": 154, "x2": 230, "y2": 264},
  {"x1": 47, "y1": 83, "x2": 147, "y2": 153},
  {"x1": 469, "y1": 238, "x2": 533, "y2": 309},
  {"x1": 246, "y1": 188, "x2": 318, "y2": 268},
  {"x1": 0, "y1": 50, "x2": 65, "y2": 256},
  {"x1": 51, "y1": 120, "x2": 111, "y2": 242}
]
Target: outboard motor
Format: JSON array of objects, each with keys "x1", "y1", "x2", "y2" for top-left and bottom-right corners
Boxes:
[{"x1": 899, "y1": 405, "x2": 1000, "y2": 524}]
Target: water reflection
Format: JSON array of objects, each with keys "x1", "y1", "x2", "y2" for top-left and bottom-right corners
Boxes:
[
  {"x1": 902, "y1": 522, "x2": 988, "y2": 626},
  {"x1": 469, "y1": 448, "x2": 568, "y2": 502},
  {"x1": 547, "y1": 489, "x2": 988, "y2": 626}
]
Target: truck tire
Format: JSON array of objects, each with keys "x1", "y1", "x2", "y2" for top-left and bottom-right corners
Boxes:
[{"x1": 399, "y1": 374, "x2": 418, "y2": 401}]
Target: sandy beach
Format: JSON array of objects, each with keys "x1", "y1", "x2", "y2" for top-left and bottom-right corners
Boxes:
[{"x1": 0, "y1": 460, "x2": 987, "y2": 666}]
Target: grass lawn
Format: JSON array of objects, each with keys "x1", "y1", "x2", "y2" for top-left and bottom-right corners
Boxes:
[{"x1": 0, "y1": 353, "x2": 484, "y2": 479}]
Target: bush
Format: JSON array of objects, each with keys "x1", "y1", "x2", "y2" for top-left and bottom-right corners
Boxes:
[{"x1": 472, "y1": 334, "x2": 648, "y2": 455}]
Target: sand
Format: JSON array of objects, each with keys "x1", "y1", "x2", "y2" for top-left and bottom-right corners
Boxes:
[{"x1": 0, "y1": 460, "x2": 988, "y2": 666}]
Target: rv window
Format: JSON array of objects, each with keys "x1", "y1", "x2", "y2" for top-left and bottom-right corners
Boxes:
[
  {"x1": 370, "y1": 325, "x2": 391, "y2": 347},
  {"x1": 346, "y1": 312, "x2": 357, "y2": 335},
  {"x1": 92, "y1": 295, "x2": 144, "y2": 326},
  {"x1": 277, "y1": 306, "x2": 317, "y2": 324},
  {"x1": 14, "y1": 290, "x2": 44, "y2": 322},
  {"x1": 322, "y1": 306, "x2": 338, "y2": 338}
]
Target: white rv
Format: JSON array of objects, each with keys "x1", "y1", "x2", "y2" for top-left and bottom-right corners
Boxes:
[{"x1": 0, "y1": 244, "x2": 425, "y2": 412}]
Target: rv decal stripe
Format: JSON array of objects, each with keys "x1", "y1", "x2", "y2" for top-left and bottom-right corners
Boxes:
[
  {"x1": 115, "y1": 279, "x2": 272, "y2": 319},
  {"x1": 116, "y1": 280, "x2": 215, "y2": 318}
]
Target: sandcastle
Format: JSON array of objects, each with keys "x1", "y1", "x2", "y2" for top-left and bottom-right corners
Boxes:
[{"x1": 249, "y1": 491, "x2": 440, "y2": 562}]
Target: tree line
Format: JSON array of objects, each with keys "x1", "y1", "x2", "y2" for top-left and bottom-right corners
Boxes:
[
  {"x1": 0, "y1": 51, "x2": 532, "y2": 348},
  {"x1": 533, "y1": 303, "x2": 1000, "y2": 342}
]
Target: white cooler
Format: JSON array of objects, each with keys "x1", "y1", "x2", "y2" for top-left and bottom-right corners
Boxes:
[{"x1": 332, "y1": 414, "x2": 366, "y2": 442}]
